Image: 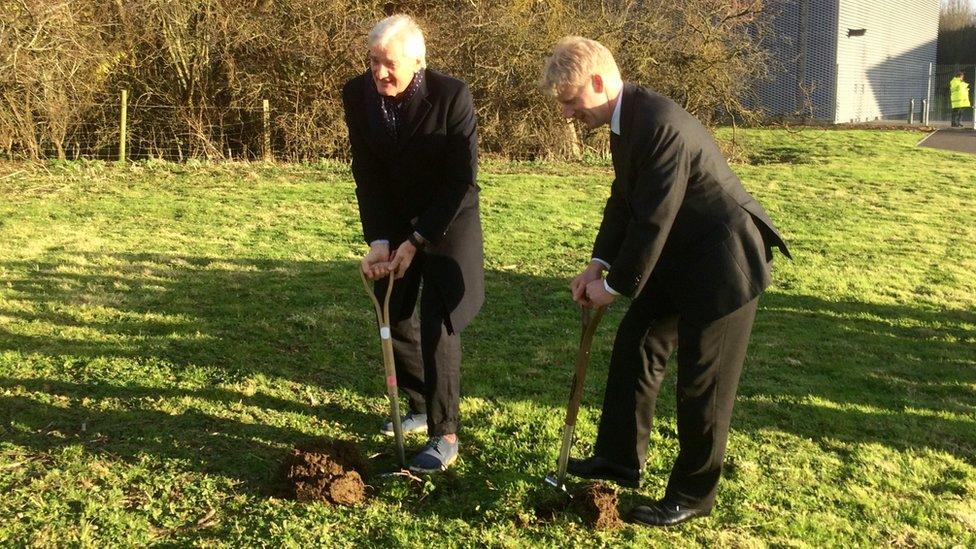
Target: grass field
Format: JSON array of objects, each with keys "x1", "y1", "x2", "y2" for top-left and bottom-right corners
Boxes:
[{"x1": 1, "y1": 129, "x2": 974, "y2": 547}]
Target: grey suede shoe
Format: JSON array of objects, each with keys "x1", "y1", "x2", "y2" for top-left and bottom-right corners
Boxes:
[
  {"x1": 381, "y1": 412, "x2": 427, "y2": 436},
  {"x1": 408, "y1": 436, "x2": 459, "y2": 473}
]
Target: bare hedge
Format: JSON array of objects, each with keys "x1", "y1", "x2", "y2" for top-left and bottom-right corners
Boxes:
[{"x1": 0, "y1": 0, "x2": 770, "y2": 161}]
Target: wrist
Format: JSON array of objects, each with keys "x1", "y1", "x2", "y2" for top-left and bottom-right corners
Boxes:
[{"x1": 407, "y1": 230, "x2": 427, "y2": 251}]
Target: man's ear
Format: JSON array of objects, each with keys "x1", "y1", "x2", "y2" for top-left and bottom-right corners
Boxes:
[{"x1": 591, "y1": 74, "x2": 604, "y2": 94}]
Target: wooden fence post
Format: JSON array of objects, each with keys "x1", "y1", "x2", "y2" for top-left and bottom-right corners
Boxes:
[
  {"x1": 262, "y1": 99, "x2": 271, "y2": 162},
  {"x1": 565, "y1": 120, "x2": 581, "y2": 160},
  {"x1": 119, "y1": 89, "x2": 128, "y2": 162}
]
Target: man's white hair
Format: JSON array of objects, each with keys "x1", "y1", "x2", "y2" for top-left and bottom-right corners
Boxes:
[
  {"x1": 540, "y1": 36, "x2": 621, "y2": 96},
  {"x1": 368, "y1": 14, "x2": 427, "y2": 67}
]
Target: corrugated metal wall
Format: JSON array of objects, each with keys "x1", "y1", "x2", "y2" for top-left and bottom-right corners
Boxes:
[
  {"x1": 755, "y1": 0, "x2": 839, "y2": 120},
  {"x1": 834, "y1": 0, "x2": 939, "y2": 122},
  {"x1": 756, "y1": 0, "x2": 939, "y2": 123}
]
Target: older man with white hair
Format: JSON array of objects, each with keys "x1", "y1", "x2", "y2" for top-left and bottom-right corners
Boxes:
[
  {"x1": 540, "y1": 37, "x2": 790, "y2": 526},
  {"x1": 342, "y1": 14, "x2": 483, "y2": 473}
]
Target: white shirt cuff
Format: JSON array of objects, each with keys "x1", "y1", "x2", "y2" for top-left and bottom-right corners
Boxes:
[
  {"x1": 591, "y1": 257, "x2": 611, "y2": 270},
  {"x1": 370, "y1": 239, "x2": 389, "y2": 246},
  {"x1": 603, "y1": 278, "x2": 620, "y2": 296}
]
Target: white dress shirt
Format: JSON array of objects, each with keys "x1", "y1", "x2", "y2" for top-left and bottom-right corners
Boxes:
[{"x1": 592, "y1": 89, "x2": 624, "y2": 296}]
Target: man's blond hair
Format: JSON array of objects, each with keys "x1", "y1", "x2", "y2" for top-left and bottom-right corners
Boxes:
[{"x1": 540, "y1": 36, "x2": 620, "y2": 96}]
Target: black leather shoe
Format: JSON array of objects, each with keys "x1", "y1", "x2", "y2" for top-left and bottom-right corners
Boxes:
[
  {"x1": 628, "y1": 499, "x2": 709, "y2": 527},
  {"x1": 565, "y1": 456, "x2": 639, "y2": 488}
]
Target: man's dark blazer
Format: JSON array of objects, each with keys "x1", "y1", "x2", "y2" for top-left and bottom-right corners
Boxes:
[
  {"x1": 342, "y1": 68, "x2": 484, "y2": 333},
  {"x1": 594, "y1": 83, "x2": 790, "y2": 323}
]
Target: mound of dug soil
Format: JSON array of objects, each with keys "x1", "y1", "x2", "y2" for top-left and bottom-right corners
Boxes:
[
  {"x1": 574, "y1": 483, "x2": 622, "y2": 529},
  {"x1": 281, "y1": 439, "x2": 370, "y2": 506},
  {"x1": 534, "y1": 482, "x2": 622, "y2": 530}
]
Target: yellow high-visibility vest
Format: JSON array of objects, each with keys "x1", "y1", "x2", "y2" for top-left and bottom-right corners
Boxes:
[{"x1": 950, "y1": 77, "x2": 972, "y2": 109}]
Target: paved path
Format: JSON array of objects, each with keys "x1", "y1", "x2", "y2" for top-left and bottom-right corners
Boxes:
[{"x1": 918, "y1": 129, "x2": 976, "y2": 155}]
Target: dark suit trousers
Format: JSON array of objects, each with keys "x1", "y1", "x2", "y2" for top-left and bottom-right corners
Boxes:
[
  {"x1": 952, "y1": 107, "x2": 965, "y2": 126},
  {"x1": 593, "y1": 292, "x2": 759, "y2": 510},
  {"x1": 374, "y1": 253, "x2": 461, "y2": 437}
]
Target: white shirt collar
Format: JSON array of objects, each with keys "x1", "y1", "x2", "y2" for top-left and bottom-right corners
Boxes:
[{"x1": 610, "y1": 88, "x2": 623, "y2": 135}]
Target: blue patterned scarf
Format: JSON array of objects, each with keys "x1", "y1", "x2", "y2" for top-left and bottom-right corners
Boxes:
[{"x1": 374, "y1": 70, "x2": 424, "y2": 142}]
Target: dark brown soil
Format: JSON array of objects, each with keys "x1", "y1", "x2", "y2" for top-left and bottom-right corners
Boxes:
[
  {"x1": 533, "y1": 482, "x2": 622, "y2": 530},
  {"x1": 575, "y1": 483, "x2": 623, "y2": 529},
  {"x1": 281, "y1": 439, "x2": 370, "y2": 506}
]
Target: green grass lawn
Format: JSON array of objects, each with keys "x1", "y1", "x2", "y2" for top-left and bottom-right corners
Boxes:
[{"x1": 1, "y1": 129, "x2": 974, "y2": 546}]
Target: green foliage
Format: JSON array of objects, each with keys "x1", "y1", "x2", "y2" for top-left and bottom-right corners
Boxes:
[{"x1": 0, "y1": 129, "x2": 974, "y2": 545}]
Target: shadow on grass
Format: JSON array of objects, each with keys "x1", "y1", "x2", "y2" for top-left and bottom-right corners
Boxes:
[
  {"x1": 1, "y1": 252, "x2": 973, "y2": 518},
  {"x1": 737, "y1": 291, "x2": 976, "y2": 465}
]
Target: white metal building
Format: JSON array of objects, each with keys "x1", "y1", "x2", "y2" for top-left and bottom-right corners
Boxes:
[{"x1": 756, "y1": 0, "x2": 940, "y2": 123}]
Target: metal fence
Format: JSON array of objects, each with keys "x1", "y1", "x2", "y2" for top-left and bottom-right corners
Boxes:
[
  {"x1": 2, "y1": 91, "x2": 274, "y2": 162},
  {"x1": 927, "y1": 64, "x2": 976, "y2": 126}
]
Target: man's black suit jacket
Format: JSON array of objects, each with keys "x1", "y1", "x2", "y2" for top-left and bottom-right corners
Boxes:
[
  {"x1": 595, "y1": 83, "x2": 790, "y2": 323},
  {"x1": 342, "y1": 69, "x2": 484, "y2": 332}
]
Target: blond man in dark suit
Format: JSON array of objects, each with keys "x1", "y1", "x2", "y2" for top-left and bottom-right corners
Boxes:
[{"x1": 541, "y1": 36, "x2": 790, "y2": 526}]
